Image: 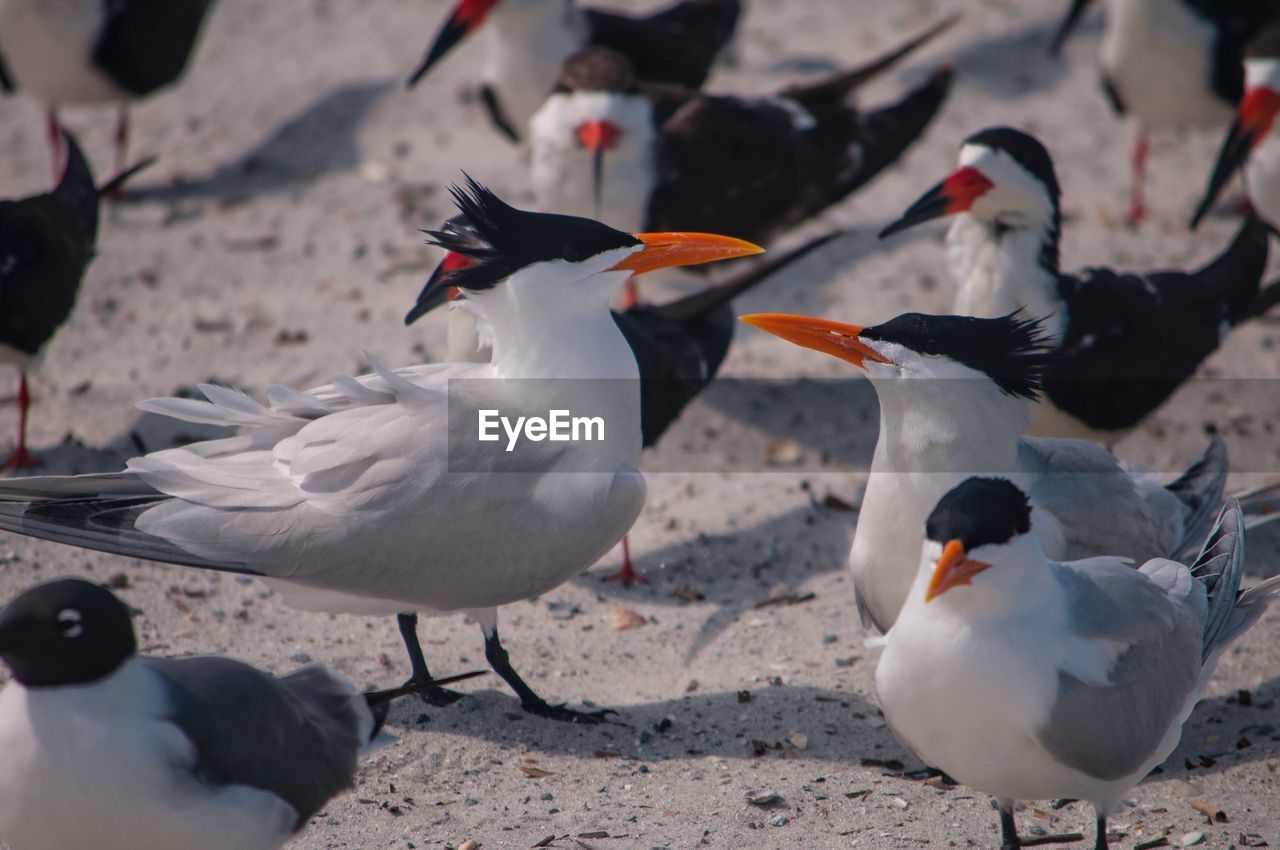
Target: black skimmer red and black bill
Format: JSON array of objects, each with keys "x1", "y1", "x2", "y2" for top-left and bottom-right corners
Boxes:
[
  {"x1": 879, "y1": 126, "x2": 1277, "y2": 443},
  {"x1": 1050, "y1": 0, "x2": 1280, "y2": 223},
  {"x1": 0, "y1": 577, "x2": 482, "y2": 850},
  {"x1": 1192, "y1": 23, "x2": 1280, "y2": 232},
  {"x1": 740, "y1": 310, "x2": 1228, "y2": 634},
  {"x1": 0, "y1": 132, "x2": 150, "y2": 471},
  {"x1": 407, "y1": 0, "x2": 741, "y2": 143},
  {"x1": 529, "y1": 17, "x2": 955, "y2": 244},
  {"x1": 877, "y1": 480, "x2": 1280, "y2": 850},
  {"x1": 0, "y1": 0, "x2": 215, "y2": 179},
  {"x1": 406, "y1": 225, "x2": 839, "y2": 585},
  {"x1": 0, "y1": 178, "x2": 762, "y2": 723}
]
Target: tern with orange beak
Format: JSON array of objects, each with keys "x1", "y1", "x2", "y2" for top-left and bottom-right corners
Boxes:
[
  {"x1": 1193, "y1": 22, "x2": 1280, "y2": 232},
  {"x1": 877, "y1": 477, "x2": 1280, "y2": 850},
  {"x1": 880, "y1": 126, "x2": 1277, "y2": 442},
  {"x1": 406, "y1": 0, "x2": 741, "y2": 143},
  {"x1": 0, "y1": 179, "x2": 762, "y2": 724},
  {"x1": 740, "y1": 310, "x2": 1227, "y2": 633}
]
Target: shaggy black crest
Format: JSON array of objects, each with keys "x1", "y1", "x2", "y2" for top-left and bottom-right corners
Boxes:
[
  {"x1": 861, "y1": 312, "x2": 1056, "y2": 400},
  {"x1": 423, "y1": 176, "x2": 641, "y2": 292},
  {"x1": 926, "y1": 477, "x2": 1032, "y2": 550}
]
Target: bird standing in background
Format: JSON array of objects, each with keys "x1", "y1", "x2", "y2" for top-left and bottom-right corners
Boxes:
[
  {"x1": 740, "y1": 310, "x2": 1226, "y2": 634},
  {"x1": 0, "y1": 131, "x2": 150, "y2": 471},
  {"x1": 0, "y1": 0, "x2": 215, "y2": 179},
  {"x1": 408, "y1": 0, "x2": 741, "y2": 143},
  {"x1": 1050, "y1": 0, "x2": 1280, "y2": 223},
  {"x1": 1192, "y1": 22, "x2": 1280, "y2": 235},
  {"x1": 0, "y1": 577, "x2": 432, "y2": 850},
  {"x1": 0, "y1": 180, "x2": 762, "y2": 722},
  {"x1": 877, "y1": 478, "x2": 1280, "y2": 850},
  {"x1": 879, "y1": 127, "x2": 1275, "y2": 443}
]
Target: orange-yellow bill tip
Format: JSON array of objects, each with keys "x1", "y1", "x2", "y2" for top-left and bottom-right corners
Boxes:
[
  {"x1": 925, "y1": 539, "x2": 991, "y2": 602},
  {"x1": 738, "y1": 313, "x2": 891, "y2": 368},
  {"x1": 610, "y1": 232, "x2": 764, "y2": 276}
]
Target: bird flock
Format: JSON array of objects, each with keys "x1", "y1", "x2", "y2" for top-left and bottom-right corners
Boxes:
[{"x1": 1, "y1": 1, "x2": 1280, "y2": 848}]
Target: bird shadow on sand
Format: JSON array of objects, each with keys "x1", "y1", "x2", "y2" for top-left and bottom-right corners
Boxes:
[
  {"x1": 950, "y1": 12, "x2": 1101, "y2": 99},
  {"x1": 119, "y1": 79, "x2": 393, "y2": 205}
]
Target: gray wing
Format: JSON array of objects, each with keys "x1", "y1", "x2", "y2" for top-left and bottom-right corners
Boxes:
[
  {"x1": 1019, "y1": 436, "x2": 1182, "y2": 562},
  {"x1": 144, "y1": 657, "x2": 369, "y2": 831},
  {"x1": 1035, "y1": 560, "x2": 1202, "y2": 782}
]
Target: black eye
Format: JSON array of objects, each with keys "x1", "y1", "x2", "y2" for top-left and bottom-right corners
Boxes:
[{"x1": 56, "y1": 608, "x2": 83, "y2": 638}]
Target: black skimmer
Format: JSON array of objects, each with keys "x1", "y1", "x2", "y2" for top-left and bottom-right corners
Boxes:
[
  {"x1": 0, "y1": 131, "x2": 150, "y2": 471},
  {"x1": 878, "y1": 481, "x2": 1279, "y2": 850},
  {"x1": 1192, "y1": 22, "x2": 1280, "y2": 234},
  {"x1": 529, "y1": 17, "x2": 956, "y2": 242},
  {"x1": 0, "y1": 577, "x2": 482, "y2": 850},
  {"x1": 407, "y1": 0, "x2": 741, "y2": 143},
  {"x1": 741, "y1": 310, "x2": 1227, "y2": 634},
  {"x1": 0, "y1": 0, "x2": 215, "y2": 178},
  {"x1": 0, "y1": 179, "x2": 762, "y2": 722},
  {"x1": 879, "y1": 126, "x2": 1276, "y2": 442},
  {"x1": 407, "y1": 230, "x2": 839, "y2": 585},
  {"x1": 1051, "y1": 0, "x2": 1280, "y2": 223}
]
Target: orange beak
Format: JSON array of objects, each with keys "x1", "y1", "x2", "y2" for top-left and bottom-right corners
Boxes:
[
  {"x1": 880, "y1": 166, "x2": 995, "y2": 239},
  {"x1": 1190, "y1": 85, "x2": 1280, "y2": 229},
  {"x1": 737, "y1": 313, "x2": 892, "y2": 368},
  {"x1": 576, "y1": 120, "x2": 622, "y2": 153},
  {"x1": 609, "y1": 232, "x2": 764, "y2": 276},
  {"x1": 924, "y1": 539, "x2": 992, "y2": 602}
]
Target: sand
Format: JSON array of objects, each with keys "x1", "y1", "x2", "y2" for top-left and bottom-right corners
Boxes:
[{"x1": 0, "y1": 1, "x2": 1278, "y2": 847}]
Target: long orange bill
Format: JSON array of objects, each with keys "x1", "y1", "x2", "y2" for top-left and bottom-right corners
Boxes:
[
  {"x1": 924, "y1": 539, "x2": 992, "y2": 602},
  {"x1": 610, "y1": 232, "x2": 764, "y2": 276},
  {"x1": 737, "y1": 313, "x2": 892, "y2": 368}
]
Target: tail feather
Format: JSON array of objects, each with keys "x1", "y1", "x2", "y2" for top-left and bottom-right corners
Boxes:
[
  {"x1": 1248, "y1": 278, "x2": 1280, "y2": 319},
  {"x1": 1195, "y1": 215, "x2": 1271, "y2": 327},
  {"x1": 1165, "y1": 435, "x2": 1229, "y2": 561},
  {"x1": 1190, "y1": 498, "x2": 1247, "y2": 660}
]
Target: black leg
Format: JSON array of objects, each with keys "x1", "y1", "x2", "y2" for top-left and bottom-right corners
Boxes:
[
  {"x1": 998, "y1": 799, "x2": 1021, "y2": 850},
  {"x1": 482, "y1": 625, "x2": 616, "y2": 724},
  {"x1": 1093, "y1": 813, "x2": 1107, "y2": 850},
  {"x1": 396, "y1": 613, "x2": 465, "y2": 707}
]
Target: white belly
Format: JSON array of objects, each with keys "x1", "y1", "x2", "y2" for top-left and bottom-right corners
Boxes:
[
  {"x1": 482, "y1": 9, "x2": 583, "y2": 133},
  {"x1": 0, "y1": 664, "x2": 296, "y2": 850},
  {"x1": 1246, "y1": 134, "x2": 1280, "y2": 229},
  {"x1": 0, "y1": 0, "x2": 126, "y2": 105}
]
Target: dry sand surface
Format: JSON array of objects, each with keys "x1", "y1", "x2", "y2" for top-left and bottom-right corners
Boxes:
[{"x1": 2, "y1": 1, "x2": 1280, "y2": 848}]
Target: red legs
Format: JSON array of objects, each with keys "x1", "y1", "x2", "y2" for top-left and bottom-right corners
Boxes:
[
  {"x1": 1125, "y1": 129, "x2": 1148, "y2": 225},
  {"x1": 104, "y1": 105, "x2": 130, "y2": 201},
  {"x1": 45, "y1": 107, "x2": 63, "y2": 182},
  {"x1": 603, "y1": 534, "x2": 645, "y2": 586},
  {"x1": 3, "y1": 372, "x2": 37, "y2": 471}
]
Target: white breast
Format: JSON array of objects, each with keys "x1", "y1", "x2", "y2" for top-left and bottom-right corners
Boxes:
[
  {"x1": 1246, "y1": 134, "x2": 1280, "y2": 229},
  {"x1": 947, "y1": 217, "x2": 1067, "y2": 342},
  {"x1": 482, "y1": 4, "x2": 585, "y2": 132},
  {"x1": 0, "y1": 0, "x2": 127, "y2": 104},
  {"x1": 0, "y1": 661, "x2": 296, "y2": 850}
]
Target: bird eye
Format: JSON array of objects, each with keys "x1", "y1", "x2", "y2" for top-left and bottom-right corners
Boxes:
[{"x1": 56, "y1": 608, "x2": 83, "y2": 638}]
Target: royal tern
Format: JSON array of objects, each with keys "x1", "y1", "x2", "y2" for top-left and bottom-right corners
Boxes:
[
  {"x1": 0, "y1": 578, "x2": 476, "y2": 850},
  {"x1": 1050, "y1": 0, "x2": 1280, "y2": 223},
  {"x1": 1192, "y1": 22, "x2": 1280, "y2": 238},
  {"x1": 740, "y1": 310, "x2": 1227, "y2": 633},
  {"x1": 880, "y1": 126, "x2": 1275, "y2": 442},
  {"x1": 0, "y1": 179, "x2": 762, "y2": 722},
  {"x1": 408, "y1": 0, "x2": 741, "y2": 143},
  {"x1": 0, "y1": 0, "x2": 215, "y2": 179},
  {"x1": 0, "y1": 132, "x2": 150, "y2": 470},
  {"x1": 877, "y1": 477, "x2": 1280, "y2": 849}
]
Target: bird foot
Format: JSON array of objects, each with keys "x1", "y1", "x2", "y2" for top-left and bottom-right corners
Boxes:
[
  {"x1": 521, "y1": 700, "x2": 621, "y2": 725},
  {"x1": 1, "y1": 446, "x2": 37, "y2": 471},
  {"x1": 602, "y1": 562, "x2": 646, "y2": 586}
]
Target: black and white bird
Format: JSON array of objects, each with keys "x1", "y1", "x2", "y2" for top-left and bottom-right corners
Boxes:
[
  {"x1": 529, "y1": 19, "x2": 955, "y2": 244},
  {"x1": 408, "y1": 0, "x2": 741, "y2": 143},
  {"x1": 0, "y1": 0, "x2": 215, "y2": 178},
  {"x1": 0, "y1": 131, "x2": 149, "y2": 471},
  {"x1": 741, "y1": 310, "x2": 1227, "y2": 634},
  {"x1": 0, "y1": 180, "x2": 761, "y2": 722},
  {"x1": 1050, "y1": 0, "x2": 1280, "y2": 223},
  {"x1": 406, "y1": 228, "x2": 839, "y2": 584},
  {"x1": 877, "y1": 478, "x2": 1280, "y2": 850},
  {"x1": 0, "y1": 577, "x2": 422, "y2": 850},
  {"x1": 1192, "y1": 22, "x2": 1280, "y2": 232},
  {"x1": 879, "y1": 127, "x2": 1275, "y2": 442}
]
